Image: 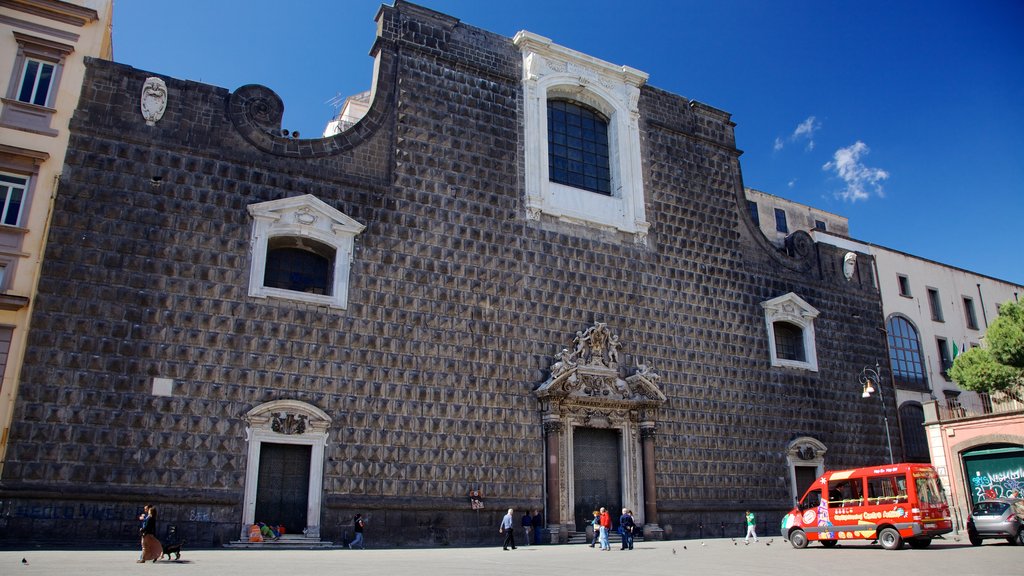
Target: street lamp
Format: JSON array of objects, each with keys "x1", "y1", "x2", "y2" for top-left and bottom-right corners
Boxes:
[{"x1": 860, "y1": 363, "x2": 894, "y2": 464}]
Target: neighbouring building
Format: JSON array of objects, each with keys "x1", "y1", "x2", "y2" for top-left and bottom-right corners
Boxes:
[
  {"x1": 0, "y1": 1, "x2": 896, "y2": 547},
  {"x1": 812, "y1": 231, "x2": 1023, "y2": 532},
  {"x1": 0, "y1": 0, "x2": 112, "y2": 470},
  {"x1": 745, "y1": 187, "x2": 849, "y2": 249}
]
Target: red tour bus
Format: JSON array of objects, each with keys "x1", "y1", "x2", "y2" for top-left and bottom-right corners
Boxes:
[{"x1": 781, "y1": 463, "x2": 952, "y2": 550}]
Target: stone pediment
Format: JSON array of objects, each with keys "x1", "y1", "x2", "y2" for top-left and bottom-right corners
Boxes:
[{"x1": 535, "y1": 322, "x2": 666, "y2": 409}]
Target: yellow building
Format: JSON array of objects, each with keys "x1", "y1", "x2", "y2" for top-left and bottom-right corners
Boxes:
[{"x1": 0, "y1": 0, "x2": 112, "y2": 468}]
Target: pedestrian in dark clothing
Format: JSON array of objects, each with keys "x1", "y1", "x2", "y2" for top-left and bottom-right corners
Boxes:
[
  {"x1": 521, "y1": 511, "x2": 532, "y2": 545},
  {"x1": 349, "y1": 513, "x2": 365, "y2": 549},
  {"x1": 532, "y1": 510, "x2": 543, "y2": 545},
  {"x1": 619, "y1": 508, "x2": 635, "y2": 550}
]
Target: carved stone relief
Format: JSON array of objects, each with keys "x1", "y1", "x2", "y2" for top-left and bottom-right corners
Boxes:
[{"x1": 140, "y1": 77, "x2": 167, "y2": 126}]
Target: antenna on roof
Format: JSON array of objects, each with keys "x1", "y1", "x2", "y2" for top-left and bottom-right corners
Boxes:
[{"x1": 325, "y1": 93, "x2": 345, "y2": 112}]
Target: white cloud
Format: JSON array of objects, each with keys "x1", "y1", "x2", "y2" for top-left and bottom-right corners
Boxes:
[
  {"x1": 775, "y1": 116, "x2": 820, "y2": 151},
  {"x1": 822, "y1": 141, "x2": 889, "y2": 202}
]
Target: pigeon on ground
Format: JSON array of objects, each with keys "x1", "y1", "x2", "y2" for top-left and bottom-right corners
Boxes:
[
  {"x1": 22, "y1": 558, "x2": 28, "y2": 564},
  {"x1": 672, "y1": 548, "x2": 676, "y2": 555}
]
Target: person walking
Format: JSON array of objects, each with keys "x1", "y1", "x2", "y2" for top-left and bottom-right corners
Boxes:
[
  {"x1": 520, "y1": 510, "x2": 532, "y2": 545},
  {"x1": 532, "y1": 509, "x2": 543, "y2": 545},
  {"x1": 588, "y1": 510, "x2": 600, "y2": 547},
  {"x1": 137, "y1": 505, "x2": 163, "y2": 563},
  {"x1": 499, "y1": 508, "x2": 517, "y2": 550},
  {"x1": 598, "y1": 507, "x2": 611, "y2": 551},
  {"x1": 349, "y1": 514, "x2": 366, "y2": 549},
  {"x1": 619, "y1": 508, "x2": 635, "y2": 550},
  {"x1": 744, "y1": 510, "x2": 758, "y2": 543}
]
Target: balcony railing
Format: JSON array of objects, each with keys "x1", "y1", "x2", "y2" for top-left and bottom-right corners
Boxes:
[{"x1": 937, "y1": 391, "x2": 1024, "y2": 421}]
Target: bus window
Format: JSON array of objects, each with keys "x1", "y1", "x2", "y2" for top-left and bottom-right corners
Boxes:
[
  {"x1": 915, "y1": 475, "x2": 945, "y2": 506},
  {"x1": 866, "y1": 475, "x2": 908, "y2": 504},
  {"x1": 827, "y1": 479, "x2": 863, "y2": 507},
  {"x1": 800, "y1": 489, "x2": 822, "y2": 510}
]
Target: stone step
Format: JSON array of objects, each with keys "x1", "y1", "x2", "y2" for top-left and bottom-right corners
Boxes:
[{"x1": 225, "y1": 535, "x2": 334, "y2": 549}]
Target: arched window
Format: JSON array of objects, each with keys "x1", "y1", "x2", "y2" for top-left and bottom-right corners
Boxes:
[
  {"x1": 515, "y1": 31, "x2": 650, "y2": 242},
  {"x1": 547, "y1": 99, "x2": 610, "y2": 195},
  {"x1": 761, "y1": 292, "x2": 819, "y2": 372},
  {"x1": 898, "y1": 402, "x2": 929, "y2": 463},
  {"x1": 773, "y1": 321, "x2": 806, "y2": 362},
  {"x1": 886, "y1": 316, "x2": 928, "y2": 390},
  {"x1": 264, "y1": 237, "x2": 335, "y2": 295},
  {"x1": 247, "y1": 195, "x2": 364, "y2": 309}
]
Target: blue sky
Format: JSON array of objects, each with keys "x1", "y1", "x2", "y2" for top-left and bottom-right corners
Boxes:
[{"x1": 114, "y1": 0, "x2": 1024, "y2": 285}]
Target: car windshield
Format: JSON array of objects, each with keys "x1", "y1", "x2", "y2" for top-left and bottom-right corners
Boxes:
[{"x1": 972, "y1": 501, "x2": 1009, "y2": 516}]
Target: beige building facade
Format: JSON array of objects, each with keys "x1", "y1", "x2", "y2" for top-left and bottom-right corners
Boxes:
[{"x1": 0, "y1": 0, "x2": 112, "y2": 467}]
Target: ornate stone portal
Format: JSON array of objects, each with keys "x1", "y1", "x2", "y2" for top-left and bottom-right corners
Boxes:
[
  {"x1": 240, "y1": 400, "x2": 331, "y2": 540},
  {"x1": 534, "y1": 322, "x2": 667, "y2": 542}
]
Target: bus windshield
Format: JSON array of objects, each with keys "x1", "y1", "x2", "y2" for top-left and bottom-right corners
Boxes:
[{"x1": 914, "y1": 471, "x2": 946, "y2": 506}]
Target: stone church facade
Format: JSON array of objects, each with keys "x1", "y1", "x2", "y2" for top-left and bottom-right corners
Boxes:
[{"x1": 0, "y1": 1, "x2": 896, "y2": 547}]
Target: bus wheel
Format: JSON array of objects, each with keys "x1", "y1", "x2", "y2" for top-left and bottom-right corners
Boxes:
[
  {"x1": 908, "y1": 537, "x2": 932, "y2": 549},
  {"x1": 879, "y1": 527, "x2": 902, "y2": 550},
  {"x1": 820, "y1": 539, "x2": 838, "y2": 548},
  {"x1": 789, "y1": 530, "x2": 808, "y2": 549}
]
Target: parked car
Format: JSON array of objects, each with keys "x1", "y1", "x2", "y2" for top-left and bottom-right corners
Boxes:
[{"x1": 967, "y1": 498, "x2": 1024, "y2": 546}]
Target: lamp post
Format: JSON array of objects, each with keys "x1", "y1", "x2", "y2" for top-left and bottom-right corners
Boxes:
[{"x1": 860, "y1": 363, "x2": 894, "y2": 464}]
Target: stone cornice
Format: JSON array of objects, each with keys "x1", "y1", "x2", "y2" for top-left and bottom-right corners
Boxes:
[{"x1": 0, "y1": 0, "x2": 99, "y2": 27}]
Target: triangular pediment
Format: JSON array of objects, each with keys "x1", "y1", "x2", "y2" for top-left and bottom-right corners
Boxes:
[{"x1": 247, "y1": 194, "x2": 366, "y2": 236}]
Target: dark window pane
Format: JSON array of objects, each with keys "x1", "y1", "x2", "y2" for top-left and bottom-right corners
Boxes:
[
  {"x1": 774, "y1": 322, "x2": 805, "y2": 362},
  {"x1": 18, "y1": 61, "x2": 39, "y2": 102},
  {"x1": 546, "y1": 99, "x2": 611, "y2": 195},
  {"x1": 265, "y1": 245, "x2": 333, "y2": 295},
  {"x1": 33, "y1": 63, "x2": 53, "y2": 106},
  {"x1": 886, "y1": 316, "x2": 928, "y2": 390}
]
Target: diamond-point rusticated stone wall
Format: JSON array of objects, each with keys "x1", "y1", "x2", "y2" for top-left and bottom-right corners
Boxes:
[{"x1": 0, "y1": 0, "x2": 893, "y2": 547}]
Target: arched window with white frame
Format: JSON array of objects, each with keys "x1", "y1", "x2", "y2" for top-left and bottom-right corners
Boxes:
[
  {"x1": 247, "y1": 195, "x2": 364, "y2": 309},
  {"x1": 761, "y1": 292, "x2": 820, "y2": 372}
]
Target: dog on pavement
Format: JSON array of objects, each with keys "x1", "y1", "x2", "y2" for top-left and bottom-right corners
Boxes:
[{"x1": 162, "y1": 540, "x2": 185, "y2": 561}]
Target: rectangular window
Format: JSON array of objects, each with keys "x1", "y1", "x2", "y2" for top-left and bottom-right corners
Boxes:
[
  {"x1": 18, "y1": 58, "x2": 55, "y2": 106},
  {"x1": 774, "y1": 208, "x2": 788, "y2": 233},
  {"x1": 747, "y1": 201, "x2": 759, "y2": 226},
  {"x1": 927, "y1": 288, "x2": 944, "y2": 322},
  {"x1": 936, "y1": 337, "x2": 952, "y2": 374},
  {"x1": 0, "y1": 173, "x2": 29, "y2": 227},
  {"x1": 963, "y1": 297, "x2": 979, "y2": 330},
  {"x1": 897, "y1": 274, "x2": 911, "y2": 297},
  {"x1": 814, "y1": 219, "x2": 826, "y2": 231}
]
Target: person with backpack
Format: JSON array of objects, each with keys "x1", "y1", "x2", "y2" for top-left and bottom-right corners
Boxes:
[{"x1": 349, "y1": 514, "x2": 366, "y2": 549}]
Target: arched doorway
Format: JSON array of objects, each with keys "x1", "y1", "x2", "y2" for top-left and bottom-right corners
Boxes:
[
  {"x1": 786, "y1": 437, "x2": 827, "y2": 505},
  {"x1": 241, "y1": 400, "x2": 331, "y2": 540},
  {"x1": 535, "y1": 322, "x2": 666, "y2": 541}
]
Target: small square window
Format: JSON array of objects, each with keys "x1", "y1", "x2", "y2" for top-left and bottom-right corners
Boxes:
[
  {"x1": 747, "y1": 201, "x2": 759, "y2": 226},
  {"x1": 963, "y1": 297, "x2": 979, "y2": 330},
  {"x1": 897, "y1": 274, "x2": 911, "y2": 297},
  {"x1": 0, "y1": 173, "x2": 29, "y2": 227},
  {"x1": 814, "y1": 220, "x2": 826, "y2": 231},
  {"x1": 774, "y1": 209, "x2": 788, "y2": 233},
  {"x1": 936, "y1": 337, "x2": 952, "y2": 374},
  {"x1": 927, "y1": 288, "x2": 944, "y2": 322},
  {"x1": 18, "y1": 58, "x2": 55, "y2": 106}
]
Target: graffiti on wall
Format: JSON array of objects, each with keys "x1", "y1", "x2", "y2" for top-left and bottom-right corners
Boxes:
[{"x1": 971, "y1": 467, "x2": 1024, "y2": 501}]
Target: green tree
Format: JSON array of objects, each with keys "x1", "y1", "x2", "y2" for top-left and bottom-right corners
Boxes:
[{"x1": 949, "y1": 300, "x2": 1024, "y2": 401}]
